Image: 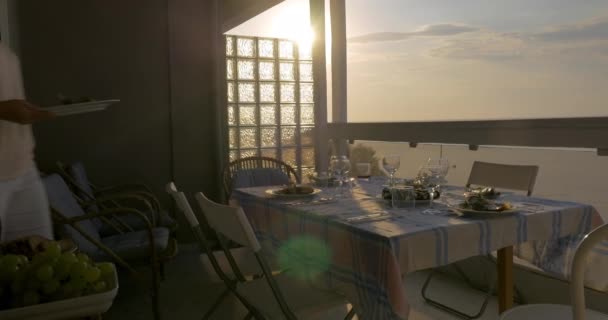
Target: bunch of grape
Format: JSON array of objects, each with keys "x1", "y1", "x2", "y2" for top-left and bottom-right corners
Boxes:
[{"x1": 0, "y1": 242, "x2": 113, "y2": 310}]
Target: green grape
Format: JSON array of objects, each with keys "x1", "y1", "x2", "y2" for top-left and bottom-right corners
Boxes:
[
  {"x1": 10, "y1": 275, "x2": 25, "y2": 294},
  {"x1": 70, "y1": 261, "x2": 88, "y2": 278},
  {"x1": 31, "y1": 253, "x2": 52, "y2": 266},
  {"x1": 35, "y1": 264, "x2": 54, "y2": 282},
  {"x1": 92, "y1": 281, "x2": 107, "y2": 293},
  {"x1": 97, "y1": 262, "x2": 114, "y2": 276},
  {"x1": 0, "y1": 254, "x2": 20, "y2": 268},
  {"x1": 68, "y1": 277, "x2": 86, "y2": 291},
  {"x1": 83, "y1": 267, "x2": 101, "y2": 283},
  {"x1": 45, "y1": 242, "x2": 62, "y2": 258},
  {"x1": 42, "y1": 279, "x2": 60, "y2": 295},
  {"x1": 23, "y1": 290, "x2": 40, "y2": 306},
  {"x1": 25, "y1": 277, "x2": 42, "y2": 290},
  {"x1": 0, "y1": 263, "x2": 19, "y2": 282},
  {"x1": 76, "y1": 253, "x2": 91, "y2": 265},
  {"x1": 61, "y1": 282, "x2": 75, "y2": 296},
  {"x1": 58, "y1": 252, "x2": 78, "y2": 265},
  {"x1": 54, "y1": 262, "x2": 71, "y2": 281},
  {"x1": 17, "y1": 255, "x2": 29, "y2": 266}
]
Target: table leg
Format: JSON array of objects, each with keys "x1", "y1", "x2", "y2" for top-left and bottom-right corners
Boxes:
[{"x1": 497, "y1": 246, "x2": 514, "y2": 313}]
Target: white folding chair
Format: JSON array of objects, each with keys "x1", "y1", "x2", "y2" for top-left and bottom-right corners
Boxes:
[
  {"x1": 501, "y1": 223, "x2": 608, "y2": 320},
  {"x1": 422, "y1": 161, "x2": 540, "y2": 319},
  {"x1": 166, "y1": 182, "x2": 264, "y2": 319},
  {"x1": 195, "y1": 191, "x2": 356, "y2": 320},
  {"x1": 466, "y1": 161, "x2": 539, "y2": 196}
]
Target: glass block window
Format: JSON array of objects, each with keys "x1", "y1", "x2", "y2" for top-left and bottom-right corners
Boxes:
[{"x1": 226, "y1": 35, "x2": 315, "y2": 178}]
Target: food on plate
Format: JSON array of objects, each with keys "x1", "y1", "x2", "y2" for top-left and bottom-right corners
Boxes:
[
  {"x1": 308, "y1": 174, "x2": 337, "y2": 187},
  {"x1": 460, "y1": 194, "x2": 512, "y2": 212},
  {"x1": 0, "y1": 237, "x2": 112, "y2": 310},
  {"x1": 275, "y1": 184, "x2": 315, "y2": 195},
  {"x1": 56, "y1": 93, "x2": 95, "y2": 105},
  {"x1": 468, "y1": 186, "x2": 501, "y2": 199},
  {"x1": 382, "y1": 186, "x2": 440, "y2": 201}
]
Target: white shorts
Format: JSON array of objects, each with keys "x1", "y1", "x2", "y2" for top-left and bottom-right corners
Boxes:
[{"x1": 0, "y1": 168, "x2": 53, "y2": 241}]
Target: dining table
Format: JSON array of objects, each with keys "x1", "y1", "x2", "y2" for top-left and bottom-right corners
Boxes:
[{"x1": 232, "y1": 177, "x2": 604, "y2": 319}]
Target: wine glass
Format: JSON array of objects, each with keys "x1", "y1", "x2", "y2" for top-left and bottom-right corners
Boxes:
[
  {"x1": 382, "y1": 155, "x2": 401, "y2": 186},
  {"x1": 330, "y1": 155, "x2": 351, "y2": 197},
  {"x1": 426, "y1": 158, "x2": 450, "y2": 186},
  {"x1": 419, "y1": 158, "x2": 449, "y2": 215}
]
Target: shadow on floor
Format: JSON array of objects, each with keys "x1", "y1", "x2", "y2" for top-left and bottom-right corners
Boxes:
[{"x1": 104, "y1": 244, "x2": 503, "y2": 320}]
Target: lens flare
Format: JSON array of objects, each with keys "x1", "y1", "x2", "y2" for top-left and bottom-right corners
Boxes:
[{"x1": 277, "y1": 236, "x2": 331, "y2": 281}]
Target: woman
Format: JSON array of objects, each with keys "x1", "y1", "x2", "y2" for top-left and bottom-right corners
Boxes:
[{"x1": 0, "y1": 41, "x2": 55, "y2": 241}]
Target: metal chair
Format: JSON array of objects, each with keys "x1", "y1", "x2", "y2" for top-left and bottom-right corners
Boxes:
[
  {"x1": 421, "y1": 161, "x2": 539, "y2": 319},
  {"x1": 195, "y1": 191, "x2": 356, "y2": 319},
  {"x1": 500, "y1": 223, "x2": 608, "y2": 320},
  {"x1": 56, "y1": 161, "x2": 178, "y2": 236},
  {"x1": 44, "y1": 173, "x2": 177, "y2": 320},
  {"x1": 166, "y1": 182, "x2": 268, "y2": 319},
  {"x1": 223, "y1": 156, "x2": 299, "y2": 199}
]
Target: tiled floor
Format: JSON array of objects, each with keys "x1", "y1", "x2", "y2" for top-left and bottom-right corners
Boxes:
[{"x1": 104, "y1": 244, "x2": 503, "y2": 320}]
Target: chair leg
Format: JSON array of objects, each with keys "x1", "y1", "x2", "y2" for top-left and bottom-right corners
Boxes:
[
  {"x1": 421, "y1": 268, "x2": 494, "y2": 320},
  {"x1": 151, "y1": 260, "x2": 162, "y2": 320},
  {"x1": 160, "y1": 262, "x2": 166, "y2": 281},
  {"x1": 202, "y1": 288, "x2": 231, "y2": 320}
]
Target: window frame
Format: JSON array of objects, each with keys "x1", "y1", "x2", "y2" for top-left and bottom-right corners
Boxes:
[{"x1": 323, "y1": 0, "x2": 608, "y2": 155}]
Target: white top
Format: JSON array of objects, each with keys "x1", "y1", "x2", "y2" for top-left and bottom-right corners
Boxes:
[{"x1": 0, "y1": 42, "x2": 35, "y2": 181}]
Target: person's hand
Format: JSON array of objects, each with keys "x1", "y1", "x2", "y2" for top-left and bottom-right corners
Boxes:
[{"x1": 0, "y1": 99, "x2": 56, "y2": 124}]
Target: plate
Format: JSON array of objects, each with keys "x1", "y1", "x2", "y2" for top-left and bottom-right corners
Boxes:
[
  {"x1": 451, "y1": 207, "x2": 518, "y2": 218},
  {"x1": 265, "y1": 187, "x2": 322, "y2": 198},
  {"x1": 44, "y1": 99, "x2": 120, "y2": 116}
]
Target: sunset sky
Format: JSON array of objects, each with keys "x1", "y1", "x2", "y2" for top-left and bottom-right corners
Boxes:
[{"x1": 230, "y1": 0, "x2": 608, "y2": 121}]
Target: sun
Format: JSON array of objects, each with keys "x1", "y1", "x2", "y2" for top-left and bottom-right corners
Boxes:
[{"x1": 270, "y1": 0, "x2": 315, "y2": 48}]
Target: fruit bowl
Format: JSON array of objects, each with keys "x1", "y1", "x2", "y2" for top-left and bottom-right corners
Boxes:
[
  {"x1": 0, "y1": 264, "x2": 118, "y2": 320},
  {"x1": 0, "y1": 236, "x2": 119, "y2": 319}
]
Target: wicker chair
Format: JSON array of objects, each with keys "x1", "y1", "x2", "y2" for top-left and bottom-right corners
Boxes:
[
  {"x1": 222, "y1": 156, "x2": 300, "y2": 198},
  {"x1": 43, "y1": 174, "x2": 177, "y2": 320},
  {"x1": 56, "y1": 161, "x2": 178, "y2": 236}
]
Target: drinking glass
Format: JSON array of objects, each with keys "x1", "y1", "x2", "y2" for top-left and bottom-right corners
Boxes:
[
  {"x1": 390, "y1": 186, "x2": 416, "y2": 209},
  {"x1": 330, "y1": 155, "x2": 351, "y2": 197},
  {"x1": 356, "y1": 162, "x2": 371, "y2": 181},
  {"x1": 382, "y1": 155, "x2": 401, "y2": 186}
]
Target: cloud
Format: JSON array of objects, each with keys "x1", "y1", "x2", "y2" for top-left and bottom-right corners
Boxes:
[
  {"x1": 533, "y1": 17, "x2": 608, "y2": 42},
  {"x1": 349, "y1": 24, "x2": 478, "y2": 43},
  {"x1": 429, "y1": 32, "x2": 527, "y2": 61}
]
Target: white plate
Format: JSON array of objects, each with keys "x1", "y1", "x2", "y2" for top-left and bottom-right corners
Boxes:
[
  {"x1": 44, "y1": 99, "x2": 120, "y2": 116},
  {"x1": 0, "y1": 264, "x2": 119, "y2": 320},
  {"x1": 265, "y1": 188, "x2": 322, "y2": 198},
  {"x1": 451, "y1": 207, "x2": 517, "y2": 218}
]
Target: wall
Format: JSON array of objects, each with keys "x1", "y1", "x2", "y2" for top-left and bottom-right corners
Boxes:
[{"x1": 16, "y1": 0, "x2": 221, "y2": 239}]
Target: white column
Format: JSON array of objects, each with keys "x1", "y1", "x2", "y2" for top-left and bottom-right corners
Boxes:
[
  {"x1": 330, "y1": 0, "x2": 348, "y2": 156},
  {"x1": 310, "y1": 0, "x2": 329, "y2": 171}
]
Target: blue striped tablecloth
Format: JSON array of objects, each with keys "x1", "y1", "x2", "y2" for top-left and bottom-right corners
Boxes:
[{"x1": 232, "y1": 180, "x2": 603, "y2": 319}]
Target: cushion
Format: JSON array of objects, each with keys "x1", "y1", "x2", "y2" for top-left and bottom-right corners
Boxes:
[
  {"x1": 232, "y1": 168, "x2": 290, "y2": 190},
  {"x1": 97, "y1": 210, "x2": 176, "y2": 237},
  {"x1": 94, "y1": 227, "x2": 170, "y2": 262},
  {"x1": 67, "y1": 162, "x2": 104, "y2": 231},
  {"x1": 43, "y1": 174, "x2": 101, "y2": 255}
]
